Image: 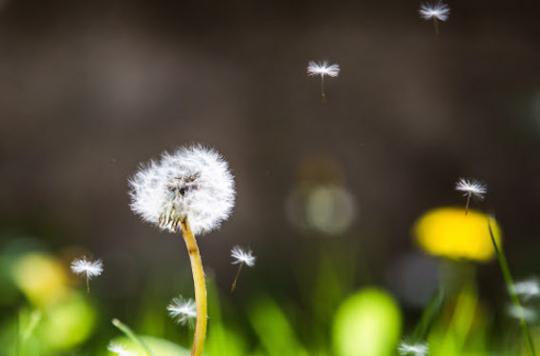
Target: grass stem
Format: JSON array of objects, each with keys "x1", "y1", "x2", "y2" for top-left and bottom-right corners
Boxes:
[
  {"x1": 16, "y1": 311, "x2": 21, "y2": 356},
  {"x1": 487, "y1": 218, "x2": 536, "y2": 356},
  {"x1": 112, "y1": 318, "x2": 153, "y2": 356},
  {"x1": 413, "y1": 288, "x2": 445, "y2": 341}
]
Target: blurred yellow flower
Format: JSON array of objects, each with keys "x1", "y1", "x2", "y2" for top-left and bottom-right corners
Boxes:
[
  {"x1": 414, "y1": 207, "x2": 501, "y2": 262},
  {"x1": 11, "y1": 253, "x2": 70, "y2": 306}
]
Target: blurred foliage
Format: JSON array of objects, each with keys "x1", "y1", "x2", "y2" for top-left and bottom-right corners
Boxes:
[
  {"x1": 247, "y1": 295, "x2": 309, "y2": 356},
  {"x1": 107, "y1": 336, "x2": 190, "y2": 356},
  {"x1": 0, "y1": 224, "x2": 538, "y2": 356},
  {"x1": 332, "y1": 288, "x2": 402, "y2": 356}
]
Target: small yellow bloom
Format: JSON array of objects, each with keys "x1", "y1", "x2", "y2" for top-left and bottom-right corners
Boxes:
[{"x1": 414, "y1": 207, "x2": 501, "y2": 262}]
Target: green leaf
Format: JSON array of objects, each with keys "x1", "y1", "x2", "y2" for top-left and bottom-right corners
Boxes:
[
  {"x1": 107, "y1": 336, "x2": 190, "y2": 356},
  {"x1": 248, "y1": 296, "x2": 308, "y2": 356},
  {"x1": 332, "y1": 287, "x2": 402, "y2": 356}
]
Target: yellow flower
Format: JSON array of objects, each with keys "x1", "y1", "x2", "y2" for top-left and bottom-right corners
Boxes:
[
  {"x1": 413, "y1": 207, "x2": 501, "y2": 262},
  {"x1": 11, "y1": 253, "x2": 70, "y2": 306}
]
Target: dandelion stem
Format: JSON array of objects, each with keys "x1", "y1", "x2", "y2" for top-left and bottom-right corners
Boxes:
[
  {"x1": 321, "y1": 75, "x2": 326, "y2": 104},
  {"x1": 86, "y1": 276, "x2": 90, "y2": 293},
  {"x1": 465, "y1": 194, "x2": 471, "y2": 215},
  {"x1": 433, "y1": 18, "x2": 439, "y2": 36},
  {"x1": 112, "y1": 318, "x2": 153, "y2": 356},
  {"x1": 231, "y1": 263, "x2": 244, "y2": 293},
  {"x1": 180, "y1": 218, "x2": 207, "y2": 356},
  {"x1": 487, "y1": 218, "x2": 536, "y2": 356}
]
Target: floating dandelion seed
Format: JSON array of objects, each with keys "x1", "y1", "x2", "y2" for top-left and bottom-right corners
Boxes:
[
  {"x1": 167, "y1": 296, "x2": 197, "y2": 326},
  {"x1": 231, "y1": 246, "x2": 256, "y2": 267},
  {"x1": 512, "y1": 278, "x2": 540, "y2": 302},
  {"x1": 230, "y1": 246, "x2": 256, "y2": 292},
  {"x1": 398, "y1": 342, "x2": 429, "y2": 356},
  {"x1": 307, "y1": 60, "x2": 340, "y2": 103},
  {"x1": 107, "y1": 343, "x2": 133, "y2": 356},
  {"x1": 70, "y1": 257, "x2": 103, "y2": 292},
  {"x1": 129, "y1": 144, "x2": 236, "y2": 356},
  {"x1": 419, "y1": 1, "x2": 450, "y2": 35},
  {"x1": 455, "y1": 178, "x2": 487, "y2": 214},
  {"x1": 508, "y1": 305, "x2": 537, "y2": 322},
  {"x1": 419, "y1": 1, "x2": 450, "y2": 21}
]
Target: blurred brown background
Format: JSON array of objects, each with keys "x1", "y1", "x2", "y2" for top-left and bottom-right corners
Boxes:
[{"x1": 1, "y1": 0, "x2": 540, "y2": 307}]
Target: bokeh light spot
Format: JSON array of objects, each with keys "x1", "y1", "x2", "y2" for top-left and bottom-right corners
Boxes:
[{"x1": 287, "y1": 184, "x2": 356, "y2": 236}]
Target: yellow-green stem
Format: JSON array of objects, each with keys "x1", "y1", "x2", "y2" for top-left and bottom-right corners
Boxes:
[
  {"x1": 180, "y1": 219, "x2": 207, "y2": 356},
  {"x1": 487, "y1": 218, "x2": 536, "y2": 356}
]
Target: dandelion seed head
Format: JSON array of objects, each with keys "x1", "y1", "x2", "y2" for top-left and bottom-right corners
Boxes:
[
  {"x1": 398, "y1": 342, "x2": 429, "y2": 356},
  {"x1": 129, "y1": 145, "x2": 236, "y2": 235},
  {"x1": 307, "y1": 61, "x2": 340, "y2": 78},
  {"x1": 167, "y1": 296, "x2": 197, "y2": 325},
  {"x1": 231, "y1": 246, "x2": 256, "y2": 267},
  {"x1": 508, "y1": 305, "x2": 537, "y2": 322},
  {"x1": 108, "y1": 343, "x2": 133, "y2": 356},
  {"x1": 455, "y1": 178, "x2": 487, "y2": 200},
  {"x1": 512, "y1": 278, "x2": 540, "y2": 301},
  {"x1": 70, "y1": 257, "x2": 103, "y2": 279},
  {"x1": 419, "y1": 1, "x2": 450, "y2": 21}
]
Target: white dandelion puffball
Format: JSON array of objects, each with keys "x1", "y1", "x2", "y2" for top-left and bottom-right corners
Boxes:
[
  {"x1": 455, "y1": 178, "x2": 487, "y2": 200},
  {"x1": 398, "y1": 342, "x2": 429, "y2": 356},
  {"x1": 70, "y1": 257, "x2": 103, "y2": 279},
  {"x1": 129, "y1": 145, "x2": 236, "y2": 235},
  {"x1": 307, "y1": 61, "x2": 340, "y2": 78},
  {"x1": 419, "y1": 1, "x2": 450, "y2": 22},
  {"x1": 167, "y1": 296, "x2": 197, "y2": 325},
  {"x1": 231, "y1": 246, "x2": 256, "y2": 267}
]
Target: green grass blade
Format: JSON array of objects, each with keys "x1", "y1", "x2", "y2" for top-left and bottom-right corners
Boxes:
[
  {"x1": 487, "y1": 218, "x2": 536, "y2": 356},
  {"x1": 112, "y1": 318, "x2": 153, "y2": 356}
]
